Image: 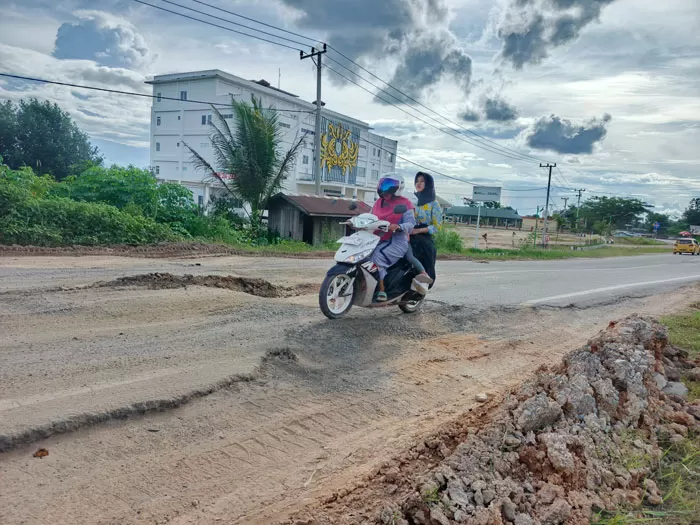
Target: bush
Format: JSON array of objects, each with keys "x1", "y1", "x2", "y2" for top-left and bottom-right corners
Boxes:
[
  {"x1": 0, "y1": 169, "x2": 176, "y2": 246},
  {"x1": 435, "y1": 227, "x2": 464, "y2": 253}
]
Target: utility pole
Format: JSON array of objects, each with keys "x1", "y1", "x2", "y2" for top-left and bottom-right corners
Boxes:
[
  {"x1": 540, "y1": 163, "x2": 556, "y2": 248},
  {"x1": 300, "y1": 44, "x2": 327, "y2": 196},
  {"x1": 561, "y1": 197, "x2": 569, "y2": 210},
  {"x1": 574, "y1": 188, "x2": 586, "y2": 230}
]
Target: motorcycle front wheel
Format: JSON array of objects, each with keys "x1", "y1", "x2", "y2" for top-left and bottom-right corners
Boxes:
[{"x1": 319, "y1": 273, "x2": 355, "y2": 319}]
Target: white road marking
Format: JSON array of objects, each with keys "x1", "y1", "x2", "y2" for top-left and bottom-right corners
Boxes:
[{"x1": 522, "y1": 275, "x2": 700, "y2": 306}]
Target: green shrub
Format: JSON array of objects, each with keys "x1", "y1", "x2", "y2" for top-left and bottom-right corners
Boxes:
[{"x1": 435, "y1": 227, "x2": 464, "y2": 253}]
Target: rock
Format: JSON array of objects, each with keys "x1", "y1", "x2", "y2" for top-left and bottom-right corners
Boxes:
[
  {"x1": 514, "y1": 514, "x2": 534, "y2": 525},
  {"x1": 504, "y1": 436, "x2": 522, "y2": 448},
  {"x1": 687, "y1": 368, "x2": 700, "y2": 382},
  {"x1": 654, "y1": 373, "x2": 668, "y2": 390},
  {"x1": 482, "y1": 489, "x2": 496, "y2": 505},
  {"x1": 475, "y1": 393, "x2": 489, "y2": 403},
  {"x1": 540, "y1": 433, "x2": 575, "y2": 473},
  {"x1": 669, "y1": 422, "x2": 688, "y2": 436},
  {"x1": 687, "y1": 404, "x2": 700, "y2": 421},
  {"x1": 515, "y1": 393, "x2": 563, "y2": 433},
  {"x1": 665, "y1": 365, "x2": 681, "y2": 381},
  {"x1": 471, "y1": 480, "x2": 487, "y2": 492},
  {"x1": 647, "y1": 494, "x2": 663, "y2": 506},
  {"x1": 429, "y1": 507, "x2": 451, "y2": 525},
  {"x1": 540, "y1": 499, "x2": 572, "y2": 525},
  {"x1": 537, "y1": 483, "x2": 563, "y2": 506},
  {"x1": 669, "y1": 410, "x2": 695, "y2": 427},
  {"x1": 502, "y1": 500, "x2": 517, "y2": 522},
  {"x1": 474, "y1": 490, "x2": 485, "y2": 507},
  {"x1": 663, "y1": 382, "x2": 689, "y2": 398}
]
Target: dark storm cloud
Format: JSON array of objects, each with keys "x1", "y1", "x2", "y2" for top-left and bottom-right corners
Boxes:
[
  {"x1": 484, "y1": 97, "x2": 519, "y2": 121},
  {"x1": 525, "y1": 113, "x2": 612, "y2": 153},
  {"x1": 459, "y1": 108, "x2": 481, "y2": 122},
  {"x1": 281, "y1": 0, "x2": 472, "y2": 103},
  {"x1": 497, "y1": 0, "x2": 619, "y2": 69}
]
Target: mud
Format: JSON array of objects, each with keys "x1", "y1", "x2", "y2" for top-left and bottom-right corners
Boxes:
[
  {"x1": 287, "y1": 316, "x2": 700, "y2": 525},
  {"x1": 97, "y1": 272, "x2": 318, "y2": 298}
]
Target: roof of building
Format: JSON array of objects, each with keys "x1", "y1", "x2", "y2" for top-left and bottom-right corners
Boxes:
[
  {"x1": 146, "y1": 69, "x2": 370, "y2": 129},
  {"x1": 436, "y1": 195, "x2": 453, "y2": 208},
  {"x1": 445, "y1": 206, "x2": 521, "y2": 220},
  {"x1": 270, "y1": 193, "x2": 371, "y2": 217}
]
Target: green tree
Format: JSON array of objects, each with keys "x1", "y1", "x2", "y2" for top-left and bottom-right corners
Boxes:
[
  {"x1": 2, "y1": 98, "x2": 102, "y2": 180},
  {"x1": 645, "y1": 212, "x2": 671, "y2": 234},
  {"x1": 0, "y1": 101, "x2": 18, "y2": 165},
  {"x1": 578, "y1": 196, "x2": 652, "y2": 231},
  {"x1": 683, "y1": 197, "x2": 700, "y2": 225},
  {"x1": 185, "y1": 95, "x2": 305, "y2": 235}
]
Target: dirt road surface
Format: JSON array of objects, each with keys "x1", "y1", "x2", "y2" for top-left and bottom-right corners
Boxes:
[{"x1": 1, "y1": 253, "x2": 699, "y2": 524}]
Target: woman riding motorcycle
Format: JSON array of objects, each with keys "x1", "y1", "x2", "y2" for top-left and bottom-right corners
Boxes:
[{"x1": 368, "y1": 174, "x2": 415, "y2": 301}]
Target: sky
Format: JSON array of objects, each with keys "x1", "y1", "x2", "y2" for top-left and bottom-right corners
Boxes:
[{"x1": 0, "y1": 0, "x2": 698, "y2": 216}]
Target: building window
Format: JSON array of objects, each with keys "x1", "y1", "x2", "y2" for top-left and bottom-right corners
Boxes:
[
  {"x1": 207, "y1": 115, "x2": 213, "y2": 125},
  {"x1": 302, "y1": 155, "x2": 309, "y2": 165},
  {"x1": 222, "y1": 114, "x2": 233, "y2": 119},
  {"x1": 155, "y1": 166, "x2": 160, "y2": 175},
  {"x1": 182, "y1": 166, "x2": 188, "y2": 172},
  {"x1": 360, "y1": 144, "x2": 367, "y2": 150},
  {"x1": 176, "y1": 142, "x2": 180, "y2": 147},
  {"x1": 279, "y1": 122, "x2": 291, "y2": 129},
  {"x1": 377, "y1": 148, "x2": 381, "y2": 157},
  {"x1": 198, "y1": 195, "x2": 204, "y2": 208},
  {"x1": 156, "y1": 92, "x2": 162, "y2": 102},
  {"x1": 358, "y1": 167, "x2": 366, "y2": 178},
  {"x1": 372, "y1": 148, "x2": 376, "y2": 156},
  {"x1": 371, "y1": 169, "x2": 379, "y2": 180},
  {"x1": 199, "y1": 142, "x2": 208, "y2": 148},
  {"x1": 156, "y1": 116, "x2": 161, "y2": 126},
  {"x1": 155, "y1": 142, "x2": 160, "y2": 152},
  {"x1": 180, "y1": 90, "x2": 187, "y2": 100},
  {"x1": 301, "y1": 128, "x2": 315, "y2": 135},
  {"x1": 201, "y1": 115, "x2": 207, "y2": 125},
  {"x1": 178, "y1": 115, "x2": 181, "y2": 120}
]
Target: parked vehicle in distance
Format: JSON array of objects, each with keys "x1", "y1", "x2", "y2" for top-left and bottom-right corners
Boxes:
[{"x1": 673, "y1": 238, "x2": 700, "y2": 255}]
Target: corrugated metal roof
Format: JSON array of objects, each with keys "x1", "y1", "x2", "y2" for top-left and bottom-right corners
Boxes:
[
  {"x1": 270, "y1": 193, "x2": 371, "y2": 217},
  {"x1": 445, "y1": 206, "x2": 521, "y2": 220}
]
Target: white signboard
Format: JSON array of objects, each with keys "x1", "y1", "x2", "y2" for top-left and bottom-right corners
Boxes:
[
  {"x1": 472, "y1": 186, "x2": 502, "y2": 203},
  {"x1": 691, "y1": 225, "x2": 700, "y2": 234}
]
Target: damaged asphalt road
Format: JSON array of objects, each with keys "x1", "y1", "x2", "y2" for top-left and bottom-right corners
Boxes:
[{"x1": 0, "y1": 253, "x2": 699, "y2": 524}]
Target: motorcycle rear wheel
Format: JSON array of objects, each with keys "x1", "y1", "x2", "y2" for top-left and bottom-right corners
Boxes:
[
  {"x1": 399, "y1": 296, "x2": 424, "y2": 314},
  {"x1": 319, "y1": 273, "x2": 355, "y2": 319}
]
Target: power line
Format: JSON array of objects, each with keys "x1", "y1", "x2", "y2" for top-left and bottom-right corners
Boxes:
[
  {"x1": 323, "y1": 63, "x2": 540, "y2": 164},
  {"x1": 130, "y1": 0, "x2": 303, "y2": 52},
  {"x1": 0, "y1": 73, "x2": 314, "y2": 113},
  {"x1": 324, "y1": 56, "x2": 541, "y2": 165},
  {"x1": 156, "y1": 0, "x2": 310, "y2": 48},
  {"x1": 148, "y1": 0, "x2": 550, "y2": 166}
]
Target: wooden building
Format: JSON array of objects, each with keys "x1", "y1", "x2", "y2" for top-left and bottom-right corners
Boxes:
[{"x1": 267, "y1": 193, "x2": 371, "y2": 246}]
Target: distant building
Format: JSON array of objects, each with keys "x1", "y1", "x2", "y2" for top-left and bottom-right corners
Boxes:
[
  {"x1": 146, "y1": 70, "x2": 397, "y2": 208},
  {"x1": 445, "y1": 206, "x2": 522, "y2": 228}
]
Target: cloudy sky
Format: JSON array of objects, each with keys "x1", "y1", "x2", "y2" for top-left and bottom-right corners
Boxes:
[{"x1": 1, "y1": 0, "x2": 698, "y2": 215}]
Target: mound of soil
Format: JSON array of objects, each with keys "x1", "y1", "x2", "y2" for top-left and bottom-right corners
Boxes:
[
  {"x1": 287, "y1": 316, "x2": 699, "y2": 525},
  {"x1": 101, "y1": 273, "x2": 317, "y2": 298}
]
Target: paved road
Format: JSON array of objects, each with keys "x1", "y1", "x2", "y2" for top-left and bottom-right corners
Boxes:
[
  {"x1": 1, "y1": 252, "x2": 699, "y2": 451},
  {"x1": 432, "y1": 253, "x2": 700, "y2": 308}
]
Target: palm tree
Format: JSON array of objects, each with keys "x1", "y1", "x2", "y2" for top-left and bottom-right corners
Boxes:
[{"x1": 186, "y1": 95, "x2": 305, "y2": 235}]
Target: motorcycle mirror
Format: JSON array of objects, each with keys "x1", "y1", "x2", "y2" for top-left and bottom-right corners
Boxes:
[{"x1": 393, "y1": 204, "x2": 407, "y2": 214}]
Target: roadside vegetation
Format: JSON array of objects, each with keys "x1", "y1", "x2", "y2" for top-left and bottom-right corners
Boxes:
[{"x1": 592, "y1": 307, "x2": 700, "y2": 525}]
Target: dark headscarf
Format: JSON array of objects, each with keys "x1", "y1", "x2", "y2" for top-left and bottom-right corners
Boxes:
[{"x1": 414, "y1": 171, "x2": 436, "y2": 207}]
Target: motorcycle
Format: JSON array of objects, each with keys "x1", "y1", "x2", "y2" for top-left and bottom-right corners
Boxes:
[{"x1": 319, "y1": 208, "x2": 429, "y2": 319}]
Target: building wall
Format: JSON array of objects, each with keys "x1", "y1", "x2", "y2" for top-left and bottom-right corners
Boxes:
[
  {"x1": 268, "y1": 204, "x2": 304, "y2": 240},
  {"x1": 148, "y1": 71, "x2": 398, "y2": 207}
]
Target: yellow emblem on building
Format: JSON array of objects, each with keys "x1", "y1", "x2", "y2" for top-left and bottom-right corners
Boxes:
[{"x1": 319, "y1": 122, "x2": 359, "y2": 175}]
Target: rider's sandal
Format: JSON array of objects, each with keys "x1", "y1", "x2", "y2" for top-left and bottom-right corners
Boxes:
[{"x1": 376, "y1": 292, "x2": 388, "y2": 302}]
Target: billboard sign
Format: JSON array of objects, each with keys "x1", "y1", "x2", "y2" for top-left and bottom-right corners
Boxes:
[
  {"x1": 691, "y1": 225, "x2": 700, "y2": 234},
  {"x1": 472, "y1": 186, "x2": 502, "y2": 203}
]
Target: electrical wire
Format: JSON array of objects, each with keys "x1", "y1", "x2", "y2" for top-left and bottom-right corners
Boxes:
[{"x1": 0, "y1": 73, "x2": 315, "y2": 113}]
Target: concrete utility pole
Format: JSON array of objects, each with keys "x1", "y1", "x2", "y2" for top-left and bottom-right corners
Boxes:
[
  {"x1": 574, "y1": 188, "x2": 586, "y2": 229},
  {"x1": 540, "y1": 163, "x2": 556, "y2": 247},
  {"x1": 300, "y1": 44, "x2": 327, "y2": 196},
  {"x1": 561, "y1": 197, "x2": 569, "y2": 210}
]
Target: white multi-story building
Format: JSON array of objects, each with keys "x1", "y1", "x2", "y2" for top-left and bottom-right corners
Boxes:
[{"x1": 146, "y1": 70, "x2": 397, "y2": 208}]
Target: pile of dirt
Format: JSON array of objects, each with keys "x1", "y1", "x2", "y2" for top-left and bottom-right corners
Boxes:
[
  {"x1": 100, "y1": 273, "x2": 317, "y2": 298},
  {"x1": 289, "y1": 316, "x2": 699, "y2": 525}
]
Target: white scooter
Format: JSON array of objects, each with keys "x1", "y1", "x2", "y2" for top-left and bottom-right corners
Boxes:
[{"x1": 318, "y1": 210, "x2": 429, "y2": 319}]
